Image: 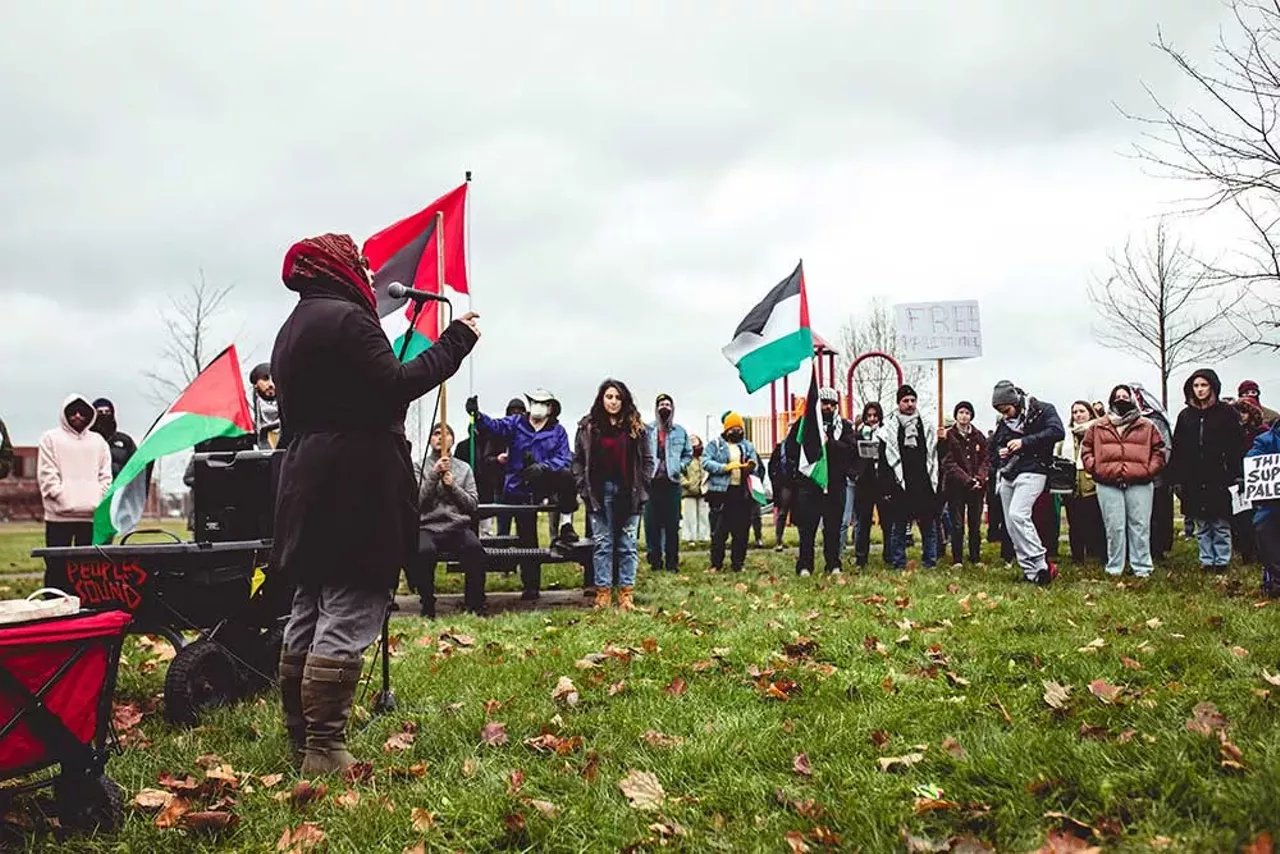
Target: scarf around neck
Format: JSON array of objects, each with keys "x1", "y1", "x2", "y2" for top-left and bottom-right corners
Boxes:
[
  {"x1": 1108, "y1": 407, "x2": 1142, "y2": 429},
  {"x1": 900, "y1": 411, "x2": 922, "y2": 448}
]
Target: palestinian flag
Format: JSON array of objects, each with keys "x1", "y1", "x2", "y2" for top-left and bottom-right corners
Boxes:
[
  {"x1": 92, "y1": 346, "x2": 253, "y2": 544},
  {"x1": 363, "y1": 183, "x2": 469, "y2": 361},
  {"x1": 722, "y1": 260, "x2": 813, "y2": 393},
  {"x1": 788, "y1": 366, "x2": 828, "y2": 490},
  {"x1": 748, "y1": 473, "x2": 768, "y2": 506}
]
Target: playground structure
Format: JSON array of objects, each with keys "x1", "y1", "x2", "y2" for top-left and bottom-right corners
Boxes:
[{"x1": 745, "y1": 333, "x2": 904, "y2": 451}]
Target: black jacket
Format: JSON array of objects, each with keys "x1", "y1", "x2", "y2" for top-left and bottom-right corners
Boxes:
[
  {"x1": 270, "y1": 285, "x2": 477, "y2": 590},
  {"x1": 989, "y1": 396, "x2": 1065, "y2": 481},
  {"x1": 786, "y1": 416, "x2": 856, "y2": 496},
  {"x1": 1167, "y1": 369, "x2": 1243, "y2": 520}
]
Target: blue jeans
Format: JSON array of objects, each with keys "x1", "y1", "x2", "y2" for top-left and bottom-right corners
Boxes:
[
  {"x1": 590, "y1": 480, "x2": 640, "y2": 588},
  {"x1": 1193, "y1": 517, "x2": 1232, "y2": 567},
  {"x1": 889, "y1": 516, "x2": 939, "y2": 569},
  {"x1": 839, "y1": 481, "x2": 856, "y2": 546},
  {"x1": 1096, "y1": 482, "x2": 1154, "y2": 576}
]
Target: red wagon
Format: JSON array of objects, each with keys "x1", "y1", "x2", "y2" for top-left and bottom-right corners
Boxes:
[{"x1": 0, "y1": 607, "x2": 132, "y2": 834}]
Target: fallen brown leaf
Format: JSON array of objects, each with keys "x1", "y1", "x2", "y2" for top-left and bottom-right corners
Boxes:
[
  {"x1": 914, "y1": 797, "x2": 960, "y2": 814},
  {"x1": 461, "y1": 757, "x2": 479, "y2": 778},
  {"x1": 581, "y1": 749, "x2": 601, "y2": 783},
  {"x1": 502, "y1": 812, "x2": 527, "y2": 835},
  {"x1": 1230, "y1": 646, "x2": 1250, "y2": 658},
  {"x1": 288, "y1": 780, "x2": 328, "y2": 808},
  {"x1": 1032, "y1": 829, "x2": 1101, "y2": 853},
  {"x1": 334, "y1": 790, "x2": 361, "y2": 809},
  {"x1": 941, "y1": 736, "x2": 968, "y2": 759},
  {"x1": 618, "y1": 769, "x2": 665, "y2": 810},
  {"x1": 132, "y1": 789, "x2": 173, "y2": 811},
  {"x1": 664, "y1": 677, "x2": 688, "y2": 697},
  {"x1": 259, "y1": 773, "x2": 284, "y2": 789},
  {"x1": 483, "y1": 698, "x2": 502, "y2": 717},
  {"x1": 154, "y1": 797, "x2": 191, "y2": 829},
  {"x1": 1262, "y1": 670, "x2": 1280, "y2": 687},
  {"x1": 551, "y1": 676, "x2": 580, "y2": 707},
  {"x1": 608, "y1": 679, "x2": 627, "y2": 696},
  {"x1": 877, "y1": 752, "x2": 925, "y2": 772},
  {"x1": 342, "y1": 761, "x2": 374, "y2": 784},
  {"x1": 870, "y1": 729, "x2": 892, "y2": 747},
  {"x1": 1186, "y1": 702, "x2": 1229, "y2": 736},
  {"x1": 1088, "y1": 679, "x2": 1125, "y2": 705},
  {"x1": 1242, "y1": 831, "x2": 1274, "y2": 854},
  {"x1": 410, "y1": 807, "x2": 435, "y2": 832},
  {"x1": 384, "y1": 721, "x2": 417, "y2": 753},
  {"x1": 792, "y1": 752, "x2": 813, "y2": 777},
  {"x1": 404, "y1": 844, "x2": 427, "y2": 854},
  {"x1": 1077, "y1": 723, "x2": 1109, "y2": 740},
  {"x1": 180, "y1": 811, "x2": 238, "y2": 833},
  {"x1": 277, "y1": 821, "x2": 327, "y2": 852},
  {"x1": 784, "y1": 830, "x2": 812, "y2": 853},
  {"x1": 1043, "y1": 681, "x2": 1072, "y2": 710},
  {"x1": 641, "y1": 637, "x2": 659, "y2": 654},
  {"x1": 481, "y1": 721, "x2": 510, "y2": 746},
  {"x1": 1120, "y1": 656, "x2": 1143, "y2": 671},
  {"x1": 507, "y1": 768, "x2": 525, "y2": 794},
  {"x1": 641, "y1": 730, "x2": 684, "y2": 749},
  {"x1": 525, "y1": 798, "x2": 560, "y2": 818}
]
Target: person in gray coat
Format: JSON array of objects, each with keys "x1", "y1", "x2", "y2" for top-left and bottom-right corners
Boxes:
[{"x1": 411, "y1": 422, "x2": 483, "y2": 617}]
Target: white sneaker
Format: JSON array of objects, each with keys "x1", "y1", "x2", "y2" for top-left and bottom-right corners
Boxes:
[
  {"x1": 951, "y1": 562, "x2": 964, "y2": 569},
  {"x1": 799, "y1": 569, "x2": 812, "y2": 577},
  {"x1": 829, "y1": 568, "x2": 842, "y2": 576}
]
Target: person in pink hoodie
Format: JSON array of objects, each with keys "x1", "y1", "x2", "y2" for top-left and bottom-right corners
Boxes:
[{"x1": 38, "y1": 394, "x2": 112, "y2": 547}]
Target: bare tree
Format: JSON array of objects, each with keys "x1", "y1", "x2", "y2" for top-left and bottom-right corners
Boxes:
[
  {"x1": 836, "y1": 297, "x2": 933, "y2": 416},
  {"x1": 1089, "y1": 219, "x2": 1248, "y2": 407},
  {"x1": 1125, "y1": 0, "x2": 1280, "y2": 345},
  {"x1": 143, "y1": 271, "x2": 236, "y2": 406}
]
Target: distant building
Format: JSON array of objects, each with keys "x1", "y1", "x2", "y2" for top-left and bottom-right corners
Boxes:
[{"x1": 0, "y1": 447, "x2": 41, "y2": 521}]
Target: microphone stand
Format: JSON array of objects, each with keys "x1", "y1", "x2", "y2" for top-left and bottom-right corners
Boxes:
[{"x1": 371, "y1": 297, "x2": 431, "y2": 716}]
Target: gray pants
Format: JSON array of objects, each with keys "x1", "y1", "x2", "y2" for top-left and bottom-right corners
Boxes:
[
  {"x1": 998, "y1": 473, "x2": 1048, "y2": 579},
  {"x1": 282, "y1": 584, "x2": 391, "y2": 662}
]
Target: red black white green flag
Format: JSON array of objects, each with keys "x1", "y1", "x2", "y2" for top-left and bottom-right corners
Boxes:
[
  {"x1": 93, "y1": 346, "x2": 253, "y2": 543},
  {"x1": 363, "y1": 183, "x2": 469, "y2": 361}
]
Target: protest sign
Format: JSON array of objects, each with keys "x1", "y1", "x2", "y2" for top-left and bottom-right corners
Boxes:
[{"x1": 1241, "y1": 453, "x2": 1280, "y2": 504}]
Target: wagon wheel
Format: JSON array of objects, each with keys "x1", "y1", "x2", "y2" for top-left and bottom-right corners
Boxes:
[
  {"x1": 54, "y1": 772, "x2": 124, "y2": 833},
  {"x1": 163, "y1": 639, "x2": 241, "y2": 727}
]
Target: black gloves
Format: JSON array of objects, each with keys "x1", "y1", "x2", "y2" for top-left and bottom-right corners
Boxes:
[{"x1": 465, "y1": 396, "x2": 479, "y2": 417}]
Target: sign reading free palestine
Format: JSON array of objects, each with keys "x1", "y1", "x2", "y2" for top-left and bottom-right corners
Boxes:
[{"x1": 892, "y1": 300, "x2": 982, "y2": 362}]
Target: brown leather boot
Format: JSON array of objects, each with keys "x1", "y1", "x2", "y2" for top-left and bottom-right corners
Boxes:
[
  {"x1": 279, "y1": 651, "x2": 307, "y2": 767},
  {"x1": 593, "y1": 587, "x2": 612, "y2": 609},
  {"x1": 299, "y1": 655, "x2": 362, "y2": 776},
  {"x1": 617, "y1": 586, "x2": 636, "y2": 612}
]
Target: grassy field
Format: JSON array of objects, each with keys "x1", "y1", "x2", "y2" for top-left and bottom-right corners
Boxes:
[{"x1": 0, "y1": 525, "x2": 1277, "y2": 852}]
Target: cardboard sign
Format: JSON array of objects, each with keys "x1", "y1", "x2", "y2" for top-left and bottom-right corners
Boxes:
[
  {"x1": 857, "y1": 439, "x2": 880, "y2": 460},
  {"x1": 893, "y1": 300, "x2": 982, "y2": 362},
  {"x1": 1232, "y1": 484, "x2": 1253, "y2": 516},
  {"x1": 1242, "y1": 453, "x2": 1280, "y2": 504}
]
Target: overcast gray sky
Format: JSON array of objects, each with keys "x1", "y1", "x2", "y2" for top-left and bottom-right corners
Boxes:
[{"x1": 1, "y1": 1, "x2": 1271, "y2": 465}]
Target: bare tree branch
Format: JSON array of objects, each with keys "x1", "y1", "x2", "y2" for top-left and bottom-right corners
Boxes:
[
  {"x1": 1089, "y1": 218, "x2": 1249, "y2": 408},
  {"x1": 141, "y1": 270, "x2": 236, "y2": 407},
  {"x1": 1125, "y1": 0, "x2": 1280, "y2": 346},
  {"x1": 836, "y1": 297, "x2": 933, "y2": 417}
]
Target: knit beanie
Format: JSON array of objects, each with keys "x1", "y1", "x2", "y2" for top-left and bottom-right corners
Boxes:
[
  {"x1": 722, "y1": 412, "x2": 745, "y2": 432},
  {"x1": 896, "y1": 384, "x2": 917, "y2": 402},
  {"x1": 953, "y1": 400, "x2": 974, "y2": 418},
  {"x1": 991, "y1": 380, "x2": 1020, "y2": 409}
]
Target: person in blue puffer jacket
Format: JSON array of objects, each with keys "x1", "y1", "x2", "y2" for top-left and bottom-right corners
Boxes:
[
  {"x1": 702, "y1": 412, "x2": 761, "y2": 572},
  {"x1": 467, "y1": 389, "x2": 580, "y2": 579},
  {"x1": 1246, "y1": 418, "x2": 1280, "y2": 598}
]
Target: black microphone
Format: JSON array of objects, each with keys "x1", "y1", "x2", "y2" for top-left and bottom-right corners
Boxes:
[{"x1": 387, "y1": 282, "x2": 451, "y2": 303}]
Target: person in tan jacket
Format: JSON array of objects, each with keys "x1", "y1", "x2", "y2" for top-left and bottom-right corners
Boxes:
[
  {"x1": 1058, "y1": 401, "x2": 1106, "y2": 563},
  {"x1": 38, "y1": 394, "x2": 113, "y2": 547},
  {"x1": 1082, "y1": 385, "x2": 1167, "y2": 577}
]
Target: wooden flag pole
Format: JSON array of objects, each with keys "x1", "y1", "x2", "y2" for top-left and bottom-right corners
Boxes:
[
  {"x1": 436, "y1": 210, "x2": 449, "y2": 460},
  {"x1": 936, "y1": 358, "x2": 944, "y2": 431}
]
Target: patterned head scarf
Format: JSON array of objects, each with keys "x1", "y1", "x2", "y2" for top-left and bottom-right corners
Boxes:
[{"x1": 281, "y1": 233, "x2": 376, "y2": 311}]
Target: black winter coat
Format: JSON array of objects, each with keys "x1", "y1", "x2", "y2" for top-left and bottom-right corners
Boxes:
[
  {"x1": 785, "y1": 417, "x2": 856, "y2": 496},
  {"x1": 270, "y1": 288, "x2": 478, "y2": 590},
  {"x1": 1168, "y1": 402, "x2": 1242, "y2": 520}
]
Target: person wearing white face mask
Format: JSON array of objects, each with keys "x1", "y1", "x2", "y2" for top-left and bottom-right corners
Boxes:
[{"x1": 467, "y1": 389, "x2": 581, "y2": 592}]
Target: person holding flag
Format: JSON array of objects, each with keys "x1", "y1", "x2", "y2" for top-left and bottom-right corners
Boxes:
[
  {"x1": 785, "y1": 380, "x2": 855, "y2": 576},
  {"x1": 270, "y1": 233, "x2": 479, "y2": 775}
]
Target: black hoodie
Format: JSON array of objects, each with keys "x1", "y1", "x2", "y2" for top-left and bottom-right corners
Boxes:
[{"x1": 1167, "y1": 368, "x2": 1243, "y2": 519}]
